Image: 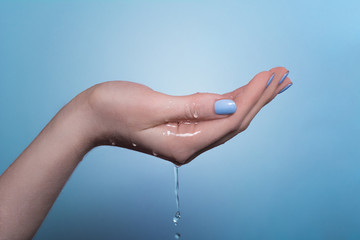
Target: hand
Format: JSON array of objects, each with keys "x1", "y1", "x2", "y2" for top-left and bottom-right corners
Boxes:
[
  {"x1": 83, "y1": 67, "x2": 292, "y2": 165},
  {"x1": 0, "y1": 67, "x2": 292, "y2": 239}
]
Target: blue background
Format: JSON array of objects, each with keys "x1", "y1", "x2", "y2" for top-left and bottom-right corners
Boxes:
[{"x1": 1, "y1": 0, "x2": 360, "y2": 239}]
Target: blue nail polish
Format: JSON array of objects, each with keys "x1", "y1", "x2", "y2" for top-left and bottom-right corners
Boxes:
[
  {"x1": 279, "y1": 71, "x2": 289, "y2": 84},
  {"x1": 215, "y1": 99, "x2": 237, "y2": 115},
  {"x1": 266, "y1": 73, "x2": 275, "y2": 88},
  {"x1": 278, "y1": 83, "x2": 293, "y2": 94}
]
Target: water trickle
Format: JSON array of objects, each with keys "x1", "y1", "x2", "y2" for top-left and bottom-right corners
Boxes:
[
  {"x1": 174, "y1": 165, "x2": 180, "y2": 216},
  {"x1": 172, "y1": 165, "x2": 181, "y2": 237}
]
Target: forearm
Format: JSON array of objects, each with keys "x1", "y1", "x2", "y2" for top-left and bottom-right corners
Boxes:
[{"x1": 0, "y1": 92, "x2": 96, "y2": 239}]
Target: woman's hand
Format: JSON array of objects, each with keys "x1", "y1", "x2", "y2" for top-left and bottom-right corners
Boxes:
[
  {"x1": 0, "y1": 67, "x2": 292, "y2": 239},
  {"x1": 84, "y1": 67, "x2": 292, "y2": 165}
]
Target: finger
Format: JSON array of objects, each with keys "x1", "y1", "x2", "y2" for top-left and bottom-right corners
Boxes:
[
  {"x1": 265, "y1": 76, "x2": 292, "y2": 105},
  {"x1": 155, "y1": 92, "x2": 237, "y2": 123},
  {"x1": 240, "y1": 68, "x2": 292, "y2": 130},
  {"x1": 263, "y1": 67, "x2": 292, "y2": 105},
  {"x1": 188, "y1": 69, "x2": 293, "y2": 163},
  {"x1": 224, "y1": 70, "x2": 274, "y2": 126},
  {"x1": 179, "y1": 70, "x2": 276, "y2": 160}
]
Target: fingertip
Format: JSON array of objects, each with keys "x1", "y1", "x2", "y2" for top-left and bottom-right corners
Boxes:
[
  {"x1": 278, "y1": 83, "x2": 293, "y2": 94},
  {"x1": 214, "y1": 99, "x2": 237, "y2": 115},
  {"x1": 269, "y1": 66, "x2": 288, "y2": 73}
]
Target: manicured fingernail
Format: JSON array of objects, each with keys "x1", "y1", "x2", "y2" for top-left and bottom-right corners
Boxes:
[
  {"x1": 215, "y1": 99, "x2": 237, "y2": 115},
  {"x1": 278, "y1": 83, "x2": 293, "y2": 94},
  {"x1": 279, "y1": 71, "x2": 289, "y2": 84},
  {"x1": 266, "y1": 73, "x2": 275, "y2": 88}
]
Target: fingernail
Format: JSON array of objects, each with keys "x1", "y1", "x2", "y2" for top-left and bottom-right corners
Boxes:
[
  {"x1": 279, "y1": 71, "x2": 289, "y2": 84},
  {"x1": 266, "y1": 73, "x2": 275, "y2": 88},
  {"x1": 278, "y1": 83, "x2": 293, "y2": 94},
  {"x1": 215, "y1": 99, "x2": 237, "y2": 115}
]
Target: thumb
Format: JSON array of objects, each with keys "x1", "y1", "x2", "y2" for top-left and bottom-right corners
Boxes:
[{"x1": 162, "y1": 92, "x2": 237, "y2": 122}]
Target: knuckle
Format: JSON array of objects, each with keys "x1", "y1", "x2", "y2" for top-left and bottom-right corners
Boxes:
[{"x1": 254, "y1": 71, "x2": 270, "y2": 79}]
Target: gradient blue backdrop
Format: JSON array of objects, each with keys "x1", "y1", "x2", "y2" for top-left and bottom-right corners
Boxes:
[{"x1": 1, "y1": 1, "x2": 360, "y2": 239}]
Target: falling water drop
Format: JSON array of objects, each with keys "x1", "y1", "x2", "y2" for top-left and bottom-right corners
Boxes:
[
  {"x1": 173, "y1": 211, "x2": 181, "y2": 226},
  {"x1": 175, "y1": 233, "x2": 181, "y2": 239},
  {"x1": 132, "y1": 143, "x2": 137, "y2": 147}
]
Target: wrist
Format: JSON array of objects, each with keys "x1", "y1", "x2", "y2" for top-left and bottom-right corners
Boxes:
[
  {"x1": 51, "y1": 89, "x2": 101, "y2": 156},
  {"x1": 80, "y1": 83, "x2": 130, "y2": 148}
]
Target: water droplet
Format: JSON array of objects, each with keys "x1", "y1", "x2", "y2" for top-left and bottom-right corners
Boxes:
[
  {"x1": 132, "y1": 143, "x2": 137, "y2": 147},
  {"x1": 173, "y1": 211, "x2": 181, "y2": 225},
  {"x1": 152, "y1": 151, "x2": 158, "y2": 157},
  {"x1": 192, "y1": 103, "x2": 198, "y2": 119},
  {"x1": 175, "y1": 233, "x2": 181, "y2": 239},
  {"x1": 166, "y1": 123, "x2": 177, "y2": 128},
  {"x1": 111, "y1": 141, "x2": 116, "y2": 146}
]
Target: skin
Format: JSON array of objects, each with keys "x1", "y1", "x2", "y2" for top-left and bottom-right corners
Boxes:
[{"x1": 0, "y1": 67, "x2": 292, "y2": 239}]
